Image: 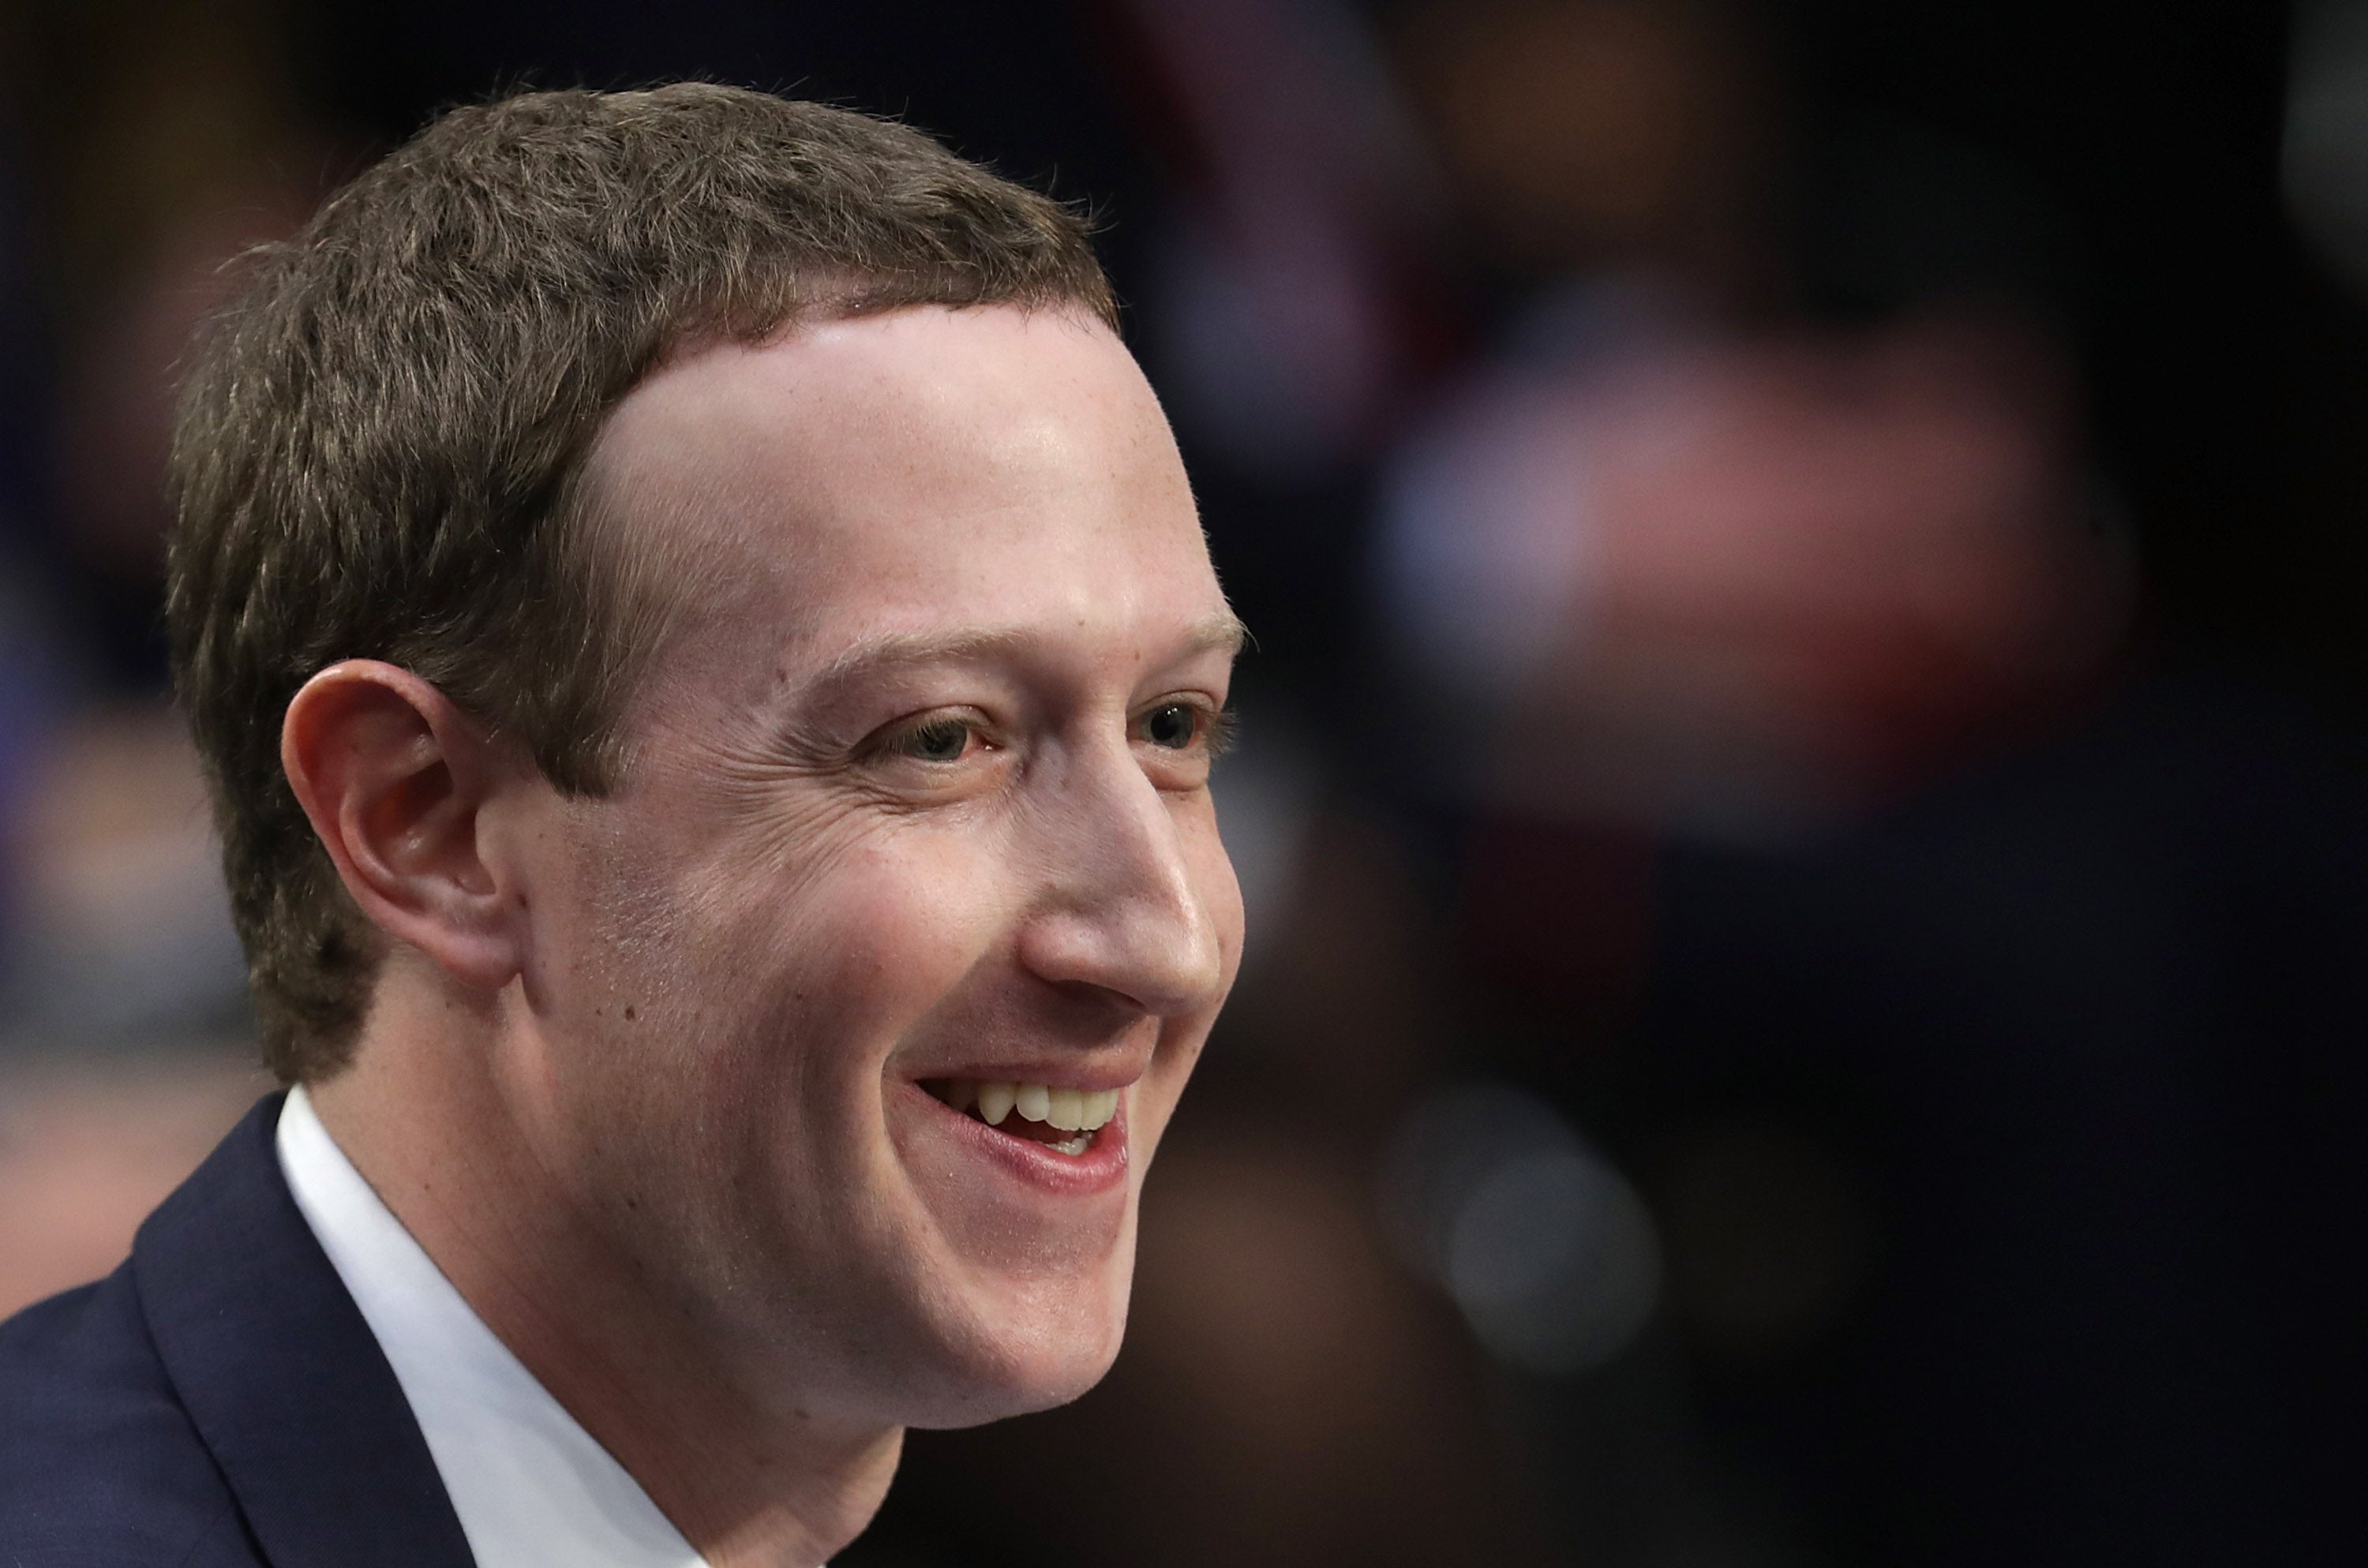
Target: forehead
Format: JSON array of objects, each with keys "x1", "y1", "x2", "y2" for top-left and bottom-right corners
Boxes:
[{"x1": 587, "y1": 305, "x2": 1220, "y2": 691}]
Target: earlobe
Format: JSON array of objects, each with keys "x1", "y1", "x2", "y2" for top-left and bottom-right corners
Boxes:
[{"x1": 281, "y1": 661, "x2": 524, "y2": 992}]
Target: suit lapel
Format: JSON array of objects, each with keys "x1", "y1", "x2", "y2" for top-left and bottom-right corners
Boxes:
[{"x1": 133, "y1": 1092, "x2": 478, "y2": 1568}]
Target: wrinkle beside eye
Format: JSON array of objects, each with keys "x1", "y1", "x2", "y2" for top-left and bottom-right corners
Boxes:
[
  {"x1": 702, "y1": 746, "x2": 946, "y2": 878},
  {"x1": 703, "y1": 710, "x2": 1014, "y2": 825}
]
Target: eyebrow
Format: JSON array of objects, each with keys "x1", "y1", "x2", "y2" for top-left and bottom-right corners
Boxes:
[{"x1": 804, "y1": 611, "x2": 1251, "y2": 697}]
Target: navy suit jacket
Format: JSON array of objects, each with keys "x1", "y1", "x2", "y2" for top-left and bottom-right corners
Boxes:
[{"x1": 0, "y1": 1092, "x2": 478, "y2": 1566}]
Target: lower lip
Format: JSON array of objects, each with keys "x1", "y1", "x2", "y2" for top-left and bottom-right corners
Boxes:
[{"x1": 902, "y1": 1081, "x2": 1132, "y2": 1196}]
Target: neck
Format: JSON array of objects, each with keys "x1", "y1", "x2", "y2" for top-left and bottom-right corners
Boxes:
[{"x1": 309, "y1": 975, "x2": 901, "y2": 1567}]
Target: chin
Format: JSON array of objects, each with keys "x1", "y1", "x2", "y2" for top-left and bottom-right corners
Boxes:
[{"x1": 895, "y1": 1263, "x2": 1133, "y2": 1431}]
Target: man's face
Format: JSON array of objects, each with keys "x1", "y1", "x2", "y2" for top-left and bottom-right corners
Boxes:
[{"x1": 508, "y1": 306, "x2": 1242, "y2": 1427}]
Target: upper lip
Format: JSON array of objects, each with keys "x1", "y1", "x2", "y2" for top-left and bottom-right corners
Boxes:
[{"x1": 904, "y1": 1057, "x2": 1148, "y2": 1095}]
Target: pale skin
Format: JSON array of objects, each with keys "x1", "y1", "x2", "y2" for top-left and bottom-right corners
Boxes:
[{"x1": 280, "y1": 305, "x2": 1246, "y2": 1566}]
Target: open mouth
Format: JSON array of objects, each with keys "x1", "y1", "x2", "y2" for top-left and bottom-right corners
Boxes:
[{"x1": 921, "y1": 1079, "x2": 1119, "y2": 1158}]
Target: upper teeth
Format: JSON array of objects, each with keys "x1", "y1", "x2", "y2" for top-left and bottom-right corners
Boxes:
[{"x1": 944, "y1": 1080, "x2": 1120, "y2": 1132}]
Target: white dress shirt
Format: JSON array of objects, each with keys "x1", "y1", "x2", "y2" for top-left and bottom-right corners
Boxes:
[{"x1": 276, "y1": 1086, "x2": 711, "y2": 1568}]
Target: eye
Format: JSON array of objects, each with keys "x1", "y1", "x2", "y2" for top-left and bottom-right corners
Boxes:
[
  {"x1": 1137, "y1": 701, "x2": 1233, "y2": 754},
  {"x1": 882, "y1": 716, "x2": 980, "y2": 764},
  {"x1": 1144, "y1": 702, "x2": 1197, "y2": 750}
]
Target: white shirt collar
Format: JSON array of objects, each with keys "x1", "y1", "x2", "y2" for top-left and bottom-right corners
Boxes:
[{"x1": 276, "y1": 1085, "x2": 711, "y2": 1568}]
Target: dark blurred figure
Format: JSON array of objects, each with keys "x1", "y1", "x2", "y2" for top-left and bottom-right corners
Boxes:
[
  {"x1": 1375, "y1": 0, "x2": 2127, "y2": 827},
  {"x1": 1635, "y1": 673, "x2": 2368, "y2": 1566},
  {"x1": 0, "y1": 2, "x2": 304, "y2": 1308},
  {"x1": 0, "y1": 0, "x2": 320, "y2": 1041},
  {"x1": 1365, "y1": 3, "x2": 2366, "y2": 1566}
]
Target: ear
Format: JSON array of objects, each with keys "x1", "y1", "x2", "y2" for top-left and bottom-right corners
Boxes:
[{"x1": 280, "y1": 660, "x2": 524, "y2": 992}]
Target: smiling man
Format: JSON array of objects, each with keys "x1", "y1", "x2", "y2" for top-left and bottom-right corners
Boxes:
[{"x1": 0, "y1": 86, "x2": 1243, "y2": 1567}]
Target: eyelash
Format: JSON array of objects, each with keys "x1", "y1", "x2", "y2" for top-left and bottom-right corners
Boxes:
[
  {"x1": 874, "y1": 714, "x2": 987, "y2": 765},
  {"x1": 865, "y1": 702, "x2": 1235, "y2": 766},
  {"x1": 1141, "y1": 701, "x2": 1236, "y2": 758}
]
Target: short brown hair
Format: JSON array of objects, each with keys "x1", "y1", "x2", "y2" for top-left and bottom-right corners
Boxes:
[{"x1": 166, "y1": 84, "x2": 1118, "y2": 1084}]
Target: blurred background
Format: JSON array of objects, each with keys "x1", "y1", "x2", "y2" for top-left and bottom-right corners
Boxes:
[{"x1": 1, "y1": 1, "x2": 2362, "y2": 1562}]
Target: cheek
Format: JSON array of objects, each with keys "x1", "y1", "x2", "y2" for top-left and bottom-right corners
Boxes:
[
  {"x1": 756, "y1": 830, "x2": 1021, "y2": 1043},
  {"x1": 604, "y1": 823, "x2": 1026, "y2": 1172}
]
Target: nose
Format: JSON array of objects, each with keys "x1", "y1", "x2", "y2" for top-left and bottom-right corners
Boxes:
[{"x1": 1015, "y1": 735, "x2": 1231, "y2": 1018}]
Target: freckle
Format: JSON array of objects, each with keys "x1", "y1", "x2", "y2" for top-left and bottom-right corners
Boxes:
[{"x1": 624, "y1": 1005, "x2": 638, "y2": 1021}]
